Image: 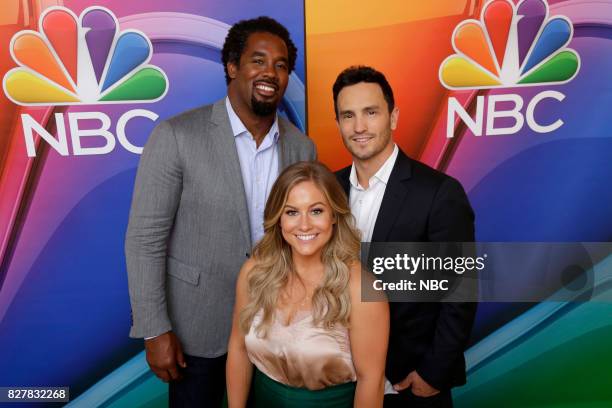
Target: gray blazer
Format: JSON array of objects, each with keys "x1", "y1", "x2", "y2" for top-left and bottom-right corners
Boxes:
[{"x1": 125, "y1": 99, "x2": 316, "y2": 357}]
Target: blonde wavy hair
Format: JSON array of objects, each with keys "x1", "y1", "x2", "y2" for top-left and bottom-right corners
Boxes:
[{"x1": 240, "y1": 161, "x2": 361, "y2": 336}]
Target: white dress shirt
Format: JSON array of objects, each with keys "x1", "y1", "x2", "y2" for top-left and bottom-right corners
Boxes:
[{"x1": 349, "y1": 144, "x2": 399, "y2": 242}]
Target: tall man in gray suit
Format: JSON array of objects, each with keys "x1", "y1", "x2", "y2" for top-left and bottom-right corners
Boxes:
[{"x1": 125, "y1": 17, "x2": 316, "y2": 407}]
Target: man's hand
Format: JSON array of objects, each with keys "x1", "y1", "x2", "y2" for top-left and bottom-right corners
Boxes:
[
  {"x1": 393, "y1": 370, "x2": 440, "y2": 397},
  {"x1": 145, "y1": 331, "x2": 187, "y2": 382}
]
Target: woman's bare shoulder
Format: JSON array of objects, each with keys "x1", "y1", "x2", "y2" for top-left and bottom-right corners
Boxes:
[
  {"x1": 348, "y1": 260, "x2": 387, "y2": 304},
  {"x1": 237, "y1": 257, "x2": 259, "y2": 289}
]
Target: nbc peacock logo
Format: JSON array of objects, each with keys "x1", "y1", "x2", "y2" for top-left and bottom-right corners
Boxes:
[
  {"x1": 439, "y1": 0, "x2": 580, "y2": 90},
  {"x1": 3, "y1": 6, "x2": 168, "y2": 106}
]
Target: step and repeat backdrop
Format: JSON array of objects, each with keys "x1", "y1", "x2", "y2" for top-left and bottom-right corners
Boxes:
[{"x1": 0, "y1": 0, "x2": 611, "y2": 406}]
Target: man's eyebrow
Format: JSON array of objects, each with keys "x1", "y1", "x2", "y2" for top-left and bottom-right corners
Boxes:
[
  {"x1": 339, "y1": 105, "x2": 380, "y2": 115},
  {"x1": 248, "y1": 52, "x2": 288, "y2": 63},
  {"x1": 362, "y1": 105, "x2": 380, "y2": 111}
]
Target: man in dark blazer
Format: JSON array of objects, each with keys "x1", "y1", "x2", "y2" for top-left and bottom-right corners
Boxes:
[
  {"x1": 125, "y1": 17, "x2": 315, "y2": 407},
  {"x1": 333, "y1": 66, "x2": 476, "y2": 408}
]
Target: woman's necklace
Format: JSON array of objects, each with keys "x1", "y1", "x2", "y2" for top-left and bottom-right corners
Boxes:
[
  {"x1": 282, "y1": 283, "x2": 314, "y2": 307},
  {"x1": 279, "y1": 271, "x2": 323, "y2": 324},
  {"x1": 298, "y1": 288, "x2": 313, "y2": 308}
]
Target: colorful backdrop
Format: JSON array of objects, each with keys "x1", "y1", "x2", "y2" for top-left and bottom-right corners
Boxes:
[{"x1": 0, "y1": 0, "x2": 611, "y2": 406}]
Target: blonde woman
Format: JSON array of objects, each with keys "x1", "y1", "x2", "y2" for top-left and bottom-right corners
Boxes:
[{"x1": 226, "y1": 161, "x2": 389, "y2": 407}]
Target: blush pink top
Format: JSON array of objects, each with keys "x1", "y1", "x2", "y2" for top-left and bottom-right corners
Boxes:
[{"x1": 245, "y1": 309, "x2": 357, "y2": 390}]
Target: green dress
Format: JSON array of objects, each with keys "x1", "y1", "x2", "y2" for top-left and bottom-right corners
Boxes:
[{"x1": 252, "y1": 368, "x2": 355, "y2": 407}]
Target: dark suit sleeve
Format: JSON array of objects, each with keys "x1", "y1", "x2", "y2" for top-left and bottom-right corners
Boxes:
[
  {"x1": 417, "y1": 177, "x2": 477, "y2": 389},
  {"x1": 125, "y1": 120, "x2": 182, "y2": 338},
  {"x1": 428, "y1": 177, "x2": 475, "y2": 242}
]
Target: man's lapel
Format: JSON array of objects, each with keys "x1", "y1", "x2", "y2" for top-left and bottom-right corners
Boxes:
[
  {"x1": 337, "y1": 166, "x2": 351, "y2": 197},
  {"x1": 371, "y1": 150, "x2": 412, "y2": 242},
  {"x1": 209, "y1": 99, "x2": 252, "y2": 248},
  {"x1": 278, "y1": 118, "x2": 293, "y2": 169}
]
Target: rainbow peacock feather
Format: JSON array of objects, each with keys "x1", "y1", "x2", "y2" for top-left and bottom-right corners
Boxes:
[
  {"x1": 440, "y1": 0, "x2": 580, "y2": 89},
  {"x1": 2, "y1": 6, "x2": 168, "y2": 105}
]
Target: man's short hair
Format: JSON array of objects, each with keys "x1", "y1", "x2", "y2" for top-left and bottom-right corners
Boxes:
[
  {"x1": 332, "y1": 66, "x2": 395, "y2": 118},
  {"x1": 221, "y1": 16, "x2": 297, "y2": 85}
]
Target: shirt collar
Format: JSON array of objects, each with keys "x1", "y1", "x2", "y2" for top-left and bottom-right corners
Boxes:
[
  {"x1": 225, "y1": 97, "x2": 279, "y2": 143},
  {"x1": 349, "y1": 144, "x2": 399, "y2": 190}
]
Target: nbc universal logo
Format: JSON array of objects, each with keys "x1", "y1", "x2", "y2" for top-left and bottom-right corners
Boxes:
[
  {"x1": 2, "y1": 6, "x2": 168, "y2": 157},
  {"x1": 439, "y1": 0, "x2": 580, "y2": 138}
]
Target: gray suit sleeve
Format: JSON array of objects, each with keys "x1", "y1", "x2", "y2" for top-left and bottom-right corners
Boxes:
[
  {"x1": 125, "y1": 120, "x2": 182, "y2": 338},
  {"x1": 308, "y1": 137, "x2": 317, "y2": 161}
]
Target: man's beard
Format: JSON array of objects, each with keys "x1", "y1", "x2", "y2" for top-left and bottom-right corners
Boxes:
[{"x1": 251, "y1": 95, "x2": 278, "y2": 117}]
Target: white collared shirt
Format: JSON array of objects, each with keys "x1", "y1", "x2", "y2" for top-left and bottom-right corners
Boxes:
[
  {"x1": 226, "y1": 97, "x2": 280, "y2": 244},
  {"x1": 349, "y1": 144, "x2": 399, "y2": 243}
]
